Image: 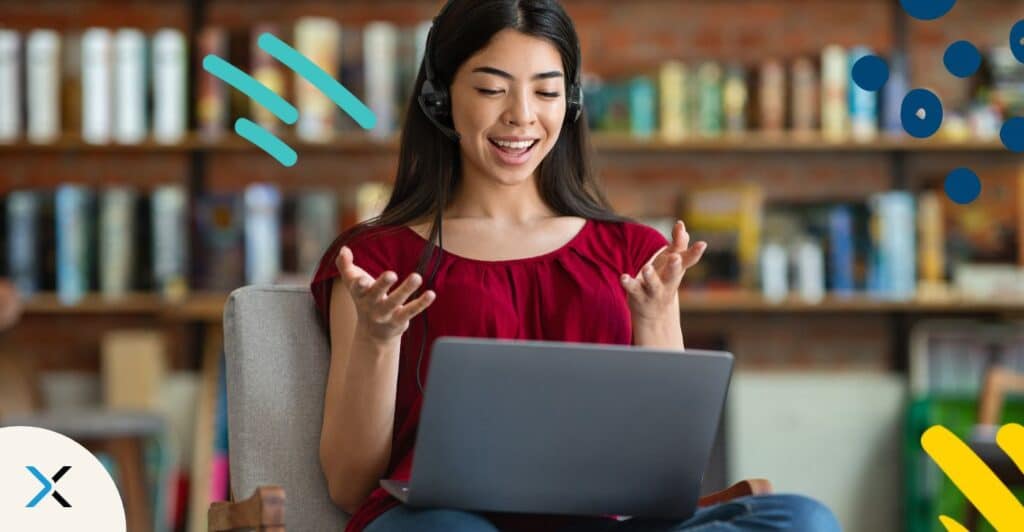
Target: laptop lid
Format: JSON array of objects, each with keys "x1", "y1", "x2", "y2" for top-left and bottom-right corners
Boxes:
[{"x1": 405, "y1": 337, "x2": 734, "y2": 520}]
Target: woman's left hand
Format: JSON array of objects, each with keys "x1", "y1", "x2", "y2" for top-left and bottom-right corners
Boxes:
[{"x1": 620, "y1": 220, "x2": 707, "y2": 322}]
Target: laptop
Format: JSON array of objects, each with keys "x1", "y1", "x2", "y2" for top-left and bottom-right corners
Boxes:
[{"x1": 379, "y1": 336, "x2": 734, "y2": 520}]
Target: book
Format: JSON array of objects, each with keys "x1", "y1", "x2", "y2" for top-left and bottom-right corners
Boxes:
[
  {"x1": 6, "y1": 190, "x2": 41, "y2": 296},
  {"x1": 152, "y1": 29, "x2": 187, "y2": 144},
  {"x1": 101, "y1": 329, "x2": 167, "y2": 410},
  {"x1": 848, "y1": 46, "x2": 878, "y2": 142},
  {"x1": 722, "y1": 64, "x2": 748, "y2": 134},
  {"x1": 337, "y1": 25, "x2": 365, "y2": 133},
  {"x1": 364, "y1": 21, "x2": 398, "y2": 138},
  {"x1": 99, "y1": 187, "x2": 136, "y2": 298},
  {"x1": 26, "y1": 30, "x2": 61, "y2": 144},
  {"x1": 758, "y1": 58, "x2": 786, "y2": 134},
  {"x1": 681, "y1": 183, "x2": 763, "y2": 290},
  {"x1": 114, "y1": 29, "x2": 147, "y2": 144},
  {"x1": 0, "y1": 30, "x2": 20, "y2": 143},
  {"x1": 790, "y1": 56, "x2": 819, "y2": 137},
  {"x1": 152, "y1": 185, "x2": 188, "y2": 301},
  {"x1": 882, "y1": 51, "x2": 908, "y2": 135},
  {"x1": 195, "y1": 193, "x2": 244, "y2": 291},
  {"x1": 294, "y1": 17, "x2": 340, "y2": 142},
  {"x1": 658, "y1": 61, "x2": 687, "y2": 141},
  {"x1": 868, "y1": 191, "x2": 916, "y2": 299},
  {"x1": 827, "y1": 204, "x2": 855, "y2": 294},
  {"x1": 296, "y1": 191, "x2": 339, "y2": 278},
  {"x1": 244, "y1": 184, "x2": 282, "y2": 286},
  {"x1": 696, "y1": 61, "x2": 723, "y2": 137},
  {"x1": 82, "y1": 28, "x2": 113, "y2": 144},
  {"x1": 917, "y1": 190, "x2": 946, "y2": 291},
  {"x1": 628, "y1": 75, "x2": 655, "y2": 138},
  {"x1": 55, "y1": 184, "x2": 94, "y2": 305},
  {"x1": 250, "y1": 22, "x2": 287, "y2": 133},
  {"x1": 821, "y1": 44, "x2": 849, "y2": 142},
  {"x1": 197, "y1": 27, "x2": 228, "y2": 141}
]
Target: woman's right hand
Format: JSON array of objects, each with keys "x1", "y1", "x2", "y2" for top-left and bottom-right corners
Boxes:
[{"x1": 335, "y1": 245, "x2": 435, "y2": 344}]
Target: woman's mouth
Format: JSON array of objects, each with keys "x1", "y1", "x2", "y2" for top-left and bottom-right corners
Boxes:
[{"x1": 488, "y1": 138, "x2": 539, "y2": 166}]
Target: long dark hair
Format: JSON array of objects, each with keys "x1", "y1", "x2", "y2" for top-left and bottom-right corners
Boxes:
[{"x1": 336, "y1": 0, "x2": 631, "y2": 284}]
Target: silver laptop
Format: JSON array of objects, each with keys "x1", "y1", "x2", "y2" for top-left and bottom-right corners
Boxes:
[{"x1": 380, "y1": 336, "x2": 734, "y2": 520}]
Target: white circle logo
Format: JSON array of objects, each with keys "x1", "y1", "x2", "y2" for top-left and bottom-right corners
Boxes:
[{"x1": 0, "y1": 426, "x2": 127, "y2": 531}]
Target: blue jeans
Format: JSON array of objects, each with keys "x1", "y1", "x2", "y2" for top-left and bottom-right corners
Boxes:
[{"x1": 364, "y1": 493, "x2": 842, "y2": 531}]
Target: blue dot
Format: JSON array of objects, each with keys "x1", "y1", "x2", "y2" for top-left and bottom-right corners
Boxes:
[
  {"x1": 900, "y1": 0, "x2": 956, "y2": 20},
  {"x1": 1011, "y1": 20, "x2": 1024, "y2": 64},
  {"x1": 901, "y1": 89, "x2": 943, "y2": 138},
  {"x1": 1001, "y1": 117, "x2": 1024, "y2": 152},
  {"x1": 945, "y1": 168, "x2": 981, "y2": 204},
  {"x1": 852, "y1": 55, "x2": 889, "y2": 91},
  {"x1": 944, "y1": 41, "x2": 981, "y2": 78}
]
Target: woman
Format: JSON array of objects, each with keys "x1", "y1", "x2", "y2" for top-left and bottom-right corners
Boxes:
[{"x1": 310, "y1": 1, "x2": 841, "y2": 530}]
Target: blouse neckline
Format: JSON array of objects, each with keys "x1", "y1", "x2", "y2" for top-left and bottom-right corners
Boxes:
[{"x1": 400, "y1": 218, "x2": 592, "y2": 265}]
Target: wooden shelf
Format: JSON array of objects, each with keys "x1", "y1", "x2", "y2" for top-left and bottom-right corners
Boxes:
[
  {"x1": 19, "y1": 290, "x2": 1024, "y2": 320},
  {"x1": 0, "y1": 132, "x2": 1011, "y2": 154}
]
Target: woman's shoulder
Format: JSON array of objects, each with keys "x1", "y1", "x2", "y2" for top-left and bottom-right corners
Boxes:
[{"x1": 588, "y1": 218, "x2": 671, "y2": 275}]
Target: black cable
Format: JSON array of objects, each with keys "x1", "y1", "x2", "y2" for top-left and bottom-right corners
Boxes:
[{"x1": 415, "y1": 214, "x2": 444, "y2": 394}]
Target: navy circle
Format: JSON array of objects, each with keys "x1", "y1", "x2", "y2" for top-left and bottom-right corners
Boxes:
[
  {"x1": 852, "y1": 55, "x2": 889, "y2": 91},
  {"x1": 900, "y1": 0, "x2": 956, "y2": 20},
  {"x1": 944, "y1": 41, "x2": 981, "y2": 78},
  {"x1": 901, "y1": 89, "x2": 943, "y2": 138},
  {"x1": 1012, "y1": 20, "x2": 1024, "y2": 64},
  {"x1": 1000, "y1": 117, "x2": 1024, "y2": 152},
  {"x1": 944, "y1": 168, "x2": 981, "y2": 204}
]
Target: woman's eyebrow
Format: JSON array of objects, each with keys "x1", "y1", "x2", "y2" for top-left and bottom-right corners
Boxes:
[{"x1": 471, "y1": 66, "x2": 564, "y2": 81}]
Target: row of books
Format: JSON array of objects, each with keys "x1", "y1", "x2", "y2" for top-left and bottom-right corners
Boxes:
[
  {"x1": 0, "y1": 18, "x2": 431, "y2": 145},
  {"x1": 586, "y1": 44, "x2": 1020, "y2": 142},
  {"x1": 673, "y1": 175, "x2": 1024, "y2": 301},
  {"x1": 0, "y1": 183, "x2": 366, "y2": 303},
  {"x1": 910, "y1": 320, "x2": 1024, "y2": 398}
]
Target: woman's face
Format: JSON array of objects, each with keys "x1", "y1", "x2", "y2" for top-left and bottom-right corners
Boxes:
[{"x1": 449, "y1": 29, "x2": 568, "y2": 185}]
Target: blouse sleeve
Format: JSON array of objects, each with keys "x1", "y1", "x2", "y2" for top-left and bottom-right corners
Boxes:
[
  {"x1": 309, "y1": 227, "x2": 394, "y2": 326},
  {"x1": 624, "y1": 221, "x2": 671, "y2": 277}
]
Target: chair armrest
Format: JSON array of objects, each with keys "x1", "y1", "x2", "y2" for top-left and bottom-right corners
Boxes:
[
  {"x1": 697, "y1": 478, "x2": 773, "y2": 508},
  {"x1": 208, "y1": 485, "x2": 285, "y2": 531}
]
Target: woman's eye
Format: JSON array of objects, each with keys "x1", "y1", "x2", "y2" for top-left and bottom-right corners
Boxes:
[
  {"x1": 476, "y1": 88, "x2": 503, "y2": 95},
  {"x1": 538, "y1": 91, "x2": 560, "y2": 98}
]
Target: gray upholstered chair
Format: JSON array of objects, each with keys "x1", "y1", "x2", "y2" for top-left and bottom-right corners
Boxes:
[{"x1": 209, "y1": 285, "x2": 770, "y2": 531}]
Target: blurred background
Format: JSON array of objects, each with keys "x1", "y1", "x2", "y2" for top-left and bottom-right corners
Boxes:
[{"x1": 1, "y1": 0, "x2": 1023, "y2": 531}]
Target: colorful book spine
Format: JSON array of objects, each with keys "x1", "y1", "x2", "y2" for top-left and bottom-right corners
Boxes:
[
  {"x1": 99, "y1": 187, "x2": 136, "y2": 298},
  {"x1": 114, "y1": 29, "x2": 147, "y2": 144},
  {"x1": 821, "y1": 44, "x2": 849, "y2": 142},
  {"x1": 82, "y1": 28, "x2": 113, "y2": 144},
  {"x1": 295, "y1": 18, "x2": 340, "y2": 142},
  {"x1": 722, "y1": 64, "x2": 748, "y2": 134},
  {"x1": 364, "y1": 21, "x2": 398, "y2": 138},
  {"x1": 27, "y1": 30, "x2": 61, "y2": 144},
  {"x1": 152, "y1": 29, "x2": 187, "y2": 144},
  {"x1": 296, "y1": 191, "x2": 339, "y2": 278},
  {"x1": 882, "y1": 51, "x2": 908, "y2": 135},
  {"x1": 917, "y1": 190, "x2": 945, "y2": 286},
  {"x1": 848, "y1": 46, "x2": 878, "y2": 142},
  {"x1": 251, "y1": 22, "x2": 286, "y2": 133},
  {"x1": 759, "y1": 58, "x2": 785, "y2": 134},
  {"x1": 244, "y1": 184, "x2": 282, "y2": 286},
  {"x1": 56, "y1": 184, "x2": 93, "y2": 305},
  {"x1": 658, "y1": 61, "x2": 687, "y2": 141},
  {"x1": 790, "y1": 56, "x2": 818, "y2": 136},
  {"x1": 827, "y1": 204, "x2": 855, "y2": 294},
  {"x1": 869, "y1": 191, "x2": 917, "y2": 299},
  {"x1": 6, "y1": 190, "x2": 40, "y2": 296},
  {"x1": 152, "y1": 185, "x2": 189, "y2": 301},
  {"x1": 337, "y1": 25, "x2": 365, "y2": 133},
  {"x1": 0, "y1": 30, "x2": 20, "y2": 142},
  {"x1": 697, "y1": 61, "x2": 723, "y2": 137},
  {"x1": 196, "y1": 193, "x2": 244, "y2": 291},
  {"x1": 628, "y1": 76, "x2": 655, "y2": 139},
  {"x1": 197, "y1": 27, "x2": 228, "y2": 141}
]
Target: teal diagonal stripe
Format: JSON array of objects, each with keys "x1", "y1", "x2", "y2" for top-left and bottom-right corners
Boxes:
[
  {"x1": 235, "y1": 118, "x2": 298, "y2": 167},
  {"x1": 257, "y1": 32, "x2": 377, "y2": 130},
  {"x1": 202, "y1": 54, "x2": 299, "y2": 125}
]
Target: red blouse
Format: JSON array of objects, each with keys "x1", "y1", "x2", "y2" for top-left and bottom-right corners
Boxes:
[{"x1": 310, "y1": 218, "x2": 670, "y2": 532}]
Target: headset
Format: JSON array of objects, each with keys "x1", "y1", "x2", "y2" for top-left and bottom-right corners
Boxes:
[
  {"x1": 413, "y1": 0, "x2": 585, "y2": 394},
  {"x1": 416, "y1": 0, "x2": 585, "y2": 143}
]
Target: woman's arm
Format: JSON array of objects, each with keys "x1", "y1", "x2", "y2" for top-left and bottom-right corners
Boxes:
[{"x1": 319, "y1": 279, "x2": 401, "y2": 514}]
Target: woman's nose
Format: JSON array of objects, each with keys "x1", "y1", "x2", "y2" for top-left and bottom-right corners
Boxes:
[{"x1": 502, "y1": 90, "x2": 536, "y2": 126}]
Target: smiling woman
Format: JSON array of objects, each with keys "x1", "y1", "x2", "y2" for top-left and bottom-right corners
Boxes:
[{"x1": 308, "y1": 2, "x2": 839, "y2": 532}]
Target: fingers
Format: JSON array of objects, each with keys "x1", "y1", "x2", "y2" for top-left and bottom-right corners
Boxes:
[
  {"x1": 670, "y1": 220, "x2": 690, "y2": 253},
  {"x1": 620, "y1": 272, "x2": 646, "y2": 300},
  {"x1": 392, "y1": 289, "x2": 436, "y2": 323},
  {"x1": 364, "y1": 271, "x2": 399, "y2": 301},
  {"x1": 336, "y1": 246, "x2": 371, "y2": 290},
  {"x1": 681, "y1": 241, "x2": 708, "y2": 269},
  {"x1": 381, "y1": 273, "x2": 423, "y2": 312},
  {"x1": 640, "y1": 263, "x2": 664, "y2": 297}
]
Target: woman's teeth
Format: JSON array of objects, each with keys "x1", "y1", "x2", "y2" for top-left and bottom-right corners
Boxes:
[{"x1": 490, "y1": 139, "x2": 536, "y2": 152}]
